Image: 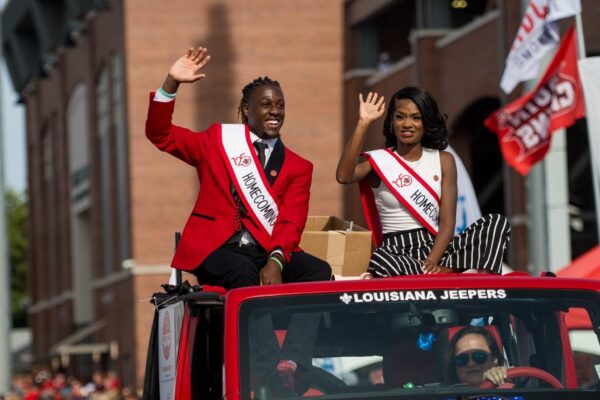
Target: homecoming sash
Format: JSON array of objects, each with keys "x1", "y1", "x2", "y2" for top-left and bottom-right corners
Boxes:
[
  {"x1": 363, "y1": 149, "x2": 440, "y2": 236},
  {"x1": 219, "y1": 124, "x2": 279, "y2": 236}
]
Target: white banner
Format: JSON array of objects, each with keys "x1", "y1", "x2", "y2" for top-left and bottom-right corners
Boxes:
[
  {"x1": 158, "y1": 302, "x2": 184, "y2": 400},
  {"x1": 446, "y1": 146, "x2": 482, "y2": 234},
  {"x1": 500, "y1": 0, "x2": 581, "y2": 94},
  {"x1": 546, "y1": 0, "x2": 581, "y2": 21},
  {"x1": 578, "y1": 57, "x2": 600, "y2": 238}
]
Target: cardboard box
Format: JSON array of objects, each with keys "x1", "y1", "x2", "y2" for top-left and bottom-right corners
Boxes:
[{"x1": 300, "y1": 216, "x2": 372, "y2": 277}]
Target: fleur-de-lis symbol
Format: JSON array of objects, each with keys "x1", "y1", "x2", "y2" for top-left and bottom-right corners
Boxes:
[{"x1": 340, "y1": 293, "x2": 352, "y2": 304}]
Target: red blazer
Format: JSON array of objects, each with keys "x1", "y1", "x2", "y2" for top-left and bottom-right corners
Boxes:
[{"x1": 145, "y1": 94, "x2": 313, "y2": 271}]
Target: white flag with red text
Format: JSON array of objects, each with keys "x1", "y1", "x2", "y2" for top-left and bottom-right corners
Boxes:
[
  {"x1": 500, "y1": 0, "x2": 581, "y2": 94},
  {"x1": 486, "y1": 27, "x2": 585, "y2": 175}
]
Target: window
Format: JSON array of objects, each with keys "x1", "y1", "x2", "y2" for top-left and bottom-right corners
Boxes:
[
  {"x1": 43, "y1": 126, "x2": 57, "y2": 296},
  {"x1": 67, "y1": 83, "x2": 94, "y2": 324},
  {"x1": 112, "y1": 52, "x2": 131, "y2": 263},
  {"x1": 239, "y1": 289, "x2": 600, "y2": 397},
  {"x1": 96, "y1": 66, "x2": 113, "y2": 276}
]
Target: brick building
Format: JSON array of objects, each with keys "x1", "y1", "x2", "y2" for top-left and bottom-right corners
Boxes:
[
  {"x1": 2, "y1": 0, "x2": 599, "y2": 390},
  {"x1": 2, "y1": 0, "x2": 343, "y2": 388}
]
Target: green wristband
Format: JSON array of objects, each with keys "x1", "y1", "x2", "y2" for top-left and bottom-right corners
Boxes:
[
  {"x1": 269, "y1": 256, "x2": 284, "y2": 272},
  {"x1": 158, "y1": 86, "x2": 177, "y2": 99}
]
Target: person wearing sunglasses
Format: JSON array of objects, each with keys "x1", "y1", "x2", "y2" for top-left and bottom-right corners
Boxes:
[{"x1": 444, "y1": 326, "x2": 507, "y2": 386}]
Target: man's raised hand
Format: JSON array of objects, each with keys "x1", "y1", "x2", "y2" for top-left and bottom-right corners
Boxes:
[{"x1": 167, "y1": 46, "x2": 212, "y2": 85}]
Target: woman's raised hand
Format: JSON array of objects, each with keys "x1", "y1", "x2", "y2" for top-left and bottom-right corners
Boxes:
[
  {"x1": 359, "y1": 92, "x2": 385, "y2": 123},
  {"x1": 336, "y1": 92, "x2": 383, "y2": 184},
  {"x1": 168, "y1": 46, "x2": 212, "y2": 84}
]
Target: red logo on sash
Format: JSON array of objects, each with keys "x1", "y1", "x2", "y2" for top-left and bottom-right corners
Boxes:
[
  {"x1": 392, "y1": 174, "x2": 412, "y2": 188},
  {"x1": 231, "y1": 153, "x2": 252, "y2": 167}
]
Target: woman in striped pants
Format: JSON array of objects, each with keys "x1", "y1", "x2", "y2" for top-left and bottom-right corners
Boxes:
[{"x1": 336, "y1": 87, "x2": 511, "y2": 277}]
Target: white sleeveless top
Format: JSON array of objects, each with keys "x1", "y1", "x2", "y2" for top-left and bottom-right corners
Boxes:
[{"x1": 372, "y1": 148, "x2": 442, "y2": 233}]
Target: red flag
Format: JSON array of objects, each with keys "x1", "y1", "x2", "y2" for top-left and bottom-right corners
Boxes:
[{"x1": 485, "y1": 27, "x2": 585, "y2": 175}]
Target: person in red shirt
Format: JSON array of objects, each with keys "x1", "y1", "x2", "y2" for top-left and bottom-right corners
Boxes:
[
  {"x1": 146, "y1": 46, "x2": 330, "y2": 288},
  {"x1": 146, "y1": 46, "x2": 330, "y2": 395}
]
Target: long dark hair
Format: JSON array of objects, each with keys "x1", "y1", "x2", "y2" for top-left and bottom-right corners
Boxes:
[
  {"x1": 383, "y1": 86, "x2": 448, "y2": 150},
  {"x1": 237, "y1": 76, "x2": 281, "y2": 123},
  {"x1": 444, "y1": 326, "x2": 504, "y2": 385}
]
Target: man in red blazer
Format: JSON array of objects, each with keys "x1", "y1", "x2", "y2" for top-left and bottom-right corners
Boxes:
[
  {"x1": 146, "y1": 47, "x2": 331, "y2": 395},
  {"x1": 146, "y1": 46, "x2": 331, "y2": 289}
]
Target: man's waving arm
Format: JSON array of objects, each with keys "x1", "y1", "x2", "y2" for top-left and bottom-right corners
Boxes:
[{"x1": 145, "y1": 46, "x2": 212, "y2": 166}]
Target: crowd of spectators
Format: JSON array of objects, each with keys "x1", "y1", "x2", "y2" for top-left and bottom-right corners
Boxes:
[{"x1": 2, "y1": 370, "x2": 140, "y2": 400}]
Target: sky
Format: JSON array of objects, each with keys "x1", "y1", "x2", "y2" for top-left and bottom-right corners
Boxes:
[
  {"x1": 1, "y1": 63, "x2": 26, "y2": 193},
  {"x1": 1, "y1": 0, "x2": 27, "y2": 194}
]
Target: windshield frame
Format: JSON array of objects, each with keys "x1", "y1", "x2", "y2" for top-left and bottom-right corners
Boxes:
[{"x1": 225, "y1": 277, "x2": 600, "y2": 399}]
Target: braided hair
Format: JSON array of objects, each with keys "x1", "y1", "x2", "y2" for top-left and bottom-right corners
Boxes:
[
  {"x1": 382, "y1": 86, "x2": 449, "y2": 150},
  {"x1": 238, "y1": 76, "x2": 282, "y2": 123}
]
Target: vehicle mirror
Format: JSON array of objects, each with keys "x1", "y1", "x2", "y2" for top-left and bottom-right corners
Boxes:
[
  {"x1": 392, "y1": 312, "x2": 423, "y2": 328},
  {"x1": 431, "y1": 309, "x2": 459, "y2": 325},
  {"x1": 392, "y1": 309, "x2": 458, "y2": 329}
]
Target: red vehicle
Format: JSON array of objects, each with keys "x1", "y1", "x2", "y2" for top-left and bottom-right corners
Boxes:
[{"x1": 143, "y1": 273, "x2": 600, "y2": 399}]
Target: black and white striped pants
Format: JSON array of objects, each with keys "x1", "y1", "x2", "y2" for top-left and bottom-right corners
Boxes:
[{"x1": 368, "y1": 214, "x2": 511, "y2": 276}]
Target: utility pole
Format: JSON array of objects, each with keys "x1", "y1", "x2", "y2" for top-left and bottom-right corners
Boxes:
[
  {"x1": 0, "y1": 0, "x2": 14, "y2": 392},
  {"x1": 497, "y1": 0, "x2": 531, "y2": 271},
  {"x1": 527, "y1": 0, "x2": 577, "y2": 274}
]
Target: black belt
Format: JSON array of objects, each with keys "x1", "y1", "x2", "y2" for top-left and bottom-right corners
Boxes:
[{"x1": 226, "y1": 231, "x2": 258, "y2": 247}]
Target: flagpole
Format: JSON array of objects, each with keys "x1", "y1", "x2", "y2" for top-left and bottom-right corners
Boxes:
[
  {"x1": 496, "y1": 0, "x2": 584, "y2": 272},
  {"x1": 575, "y1": 13, "x2": 586, "y2": 58},
  {"x1": 523, "y1": 0, "x2": 549, "y2": 275},
  {"x1": 575, "y1": 13, "x2": 600, "y2": 241}
]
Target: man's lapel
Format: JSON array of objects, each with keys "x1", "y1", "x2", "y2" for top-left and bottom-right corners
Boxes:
[{"x1": 264, "y1": 139, "x2": 285, "y2": 186}]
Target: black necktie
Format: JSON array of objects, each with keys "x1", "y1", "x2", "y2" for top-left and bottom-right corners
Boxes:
[{"x1": 254, "y1": 141, "x2": 268, "y2": 168}]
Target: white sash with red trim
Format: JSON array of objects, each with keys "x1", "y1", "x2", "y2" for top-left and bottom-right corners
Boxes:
[
  {"x1": 220, "y1": 124, "x2": 279, "y2": 236},
  {"x1": 364, "y1": 149, "x2": 440, "y2": 235}
]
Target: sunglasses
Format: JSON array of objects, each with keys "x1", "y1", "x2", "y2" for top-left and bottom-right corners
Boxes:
[{"x1": 453, "y1": 350, "x2": 490, "y2": 367}]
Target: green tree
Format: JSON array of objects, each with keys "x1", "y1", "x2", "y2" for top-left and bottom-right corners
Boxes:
[{"x1": 5, "y1": 189, "x2": 27, "y2": 327}]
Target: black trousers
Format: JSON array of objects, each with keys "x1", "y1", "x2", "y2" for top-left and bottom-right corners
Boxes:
[
  {"x1": 194, "y1": 243, "x2": 330, "y2": 392},
  {"x1": 369, "y1": 214, "x2": 511, "y2": 276},
  {"x1": 194, "y1": 242, "x2": 332, "y2": 289}
]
